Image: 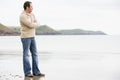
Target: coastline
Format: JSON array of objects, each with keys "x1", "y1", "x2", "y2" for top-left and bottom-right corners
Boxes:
[{"x1": 0, "y1": 51, "x2": 120, "y2": 80}]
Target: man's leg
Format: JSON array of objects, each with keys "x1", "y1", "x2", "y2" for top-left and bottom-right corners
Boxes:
[
  {"x1": 21, "y1": 38, "x2": 32, "y2": 76},
  {"x1": 30, "y1": 37, "x2": 41, "y2": 75}
]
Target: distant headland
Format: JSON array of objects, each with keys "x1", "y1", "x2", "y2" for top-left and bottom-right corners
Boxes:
[{"x1": 0, "y1": 23, "x2": 106, "y2": 36}]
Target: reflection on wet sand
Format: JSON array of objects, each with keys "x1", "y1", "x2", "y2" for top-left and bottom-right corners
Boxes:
[{"x1": 24, "y1": 76, "x2": 45, "y2": 80}]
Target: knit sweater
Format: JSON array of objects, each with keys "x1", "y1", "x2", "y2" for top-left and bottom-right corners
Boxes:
[{"x1": 20, "y1": 11, "x2": 39, "y2": 38}]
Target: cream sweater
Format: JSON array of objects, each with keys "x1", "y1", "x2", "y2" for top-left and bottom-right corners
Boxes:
[{"x1": 20, "y1": 11, "x2": 39, "y2": 38}]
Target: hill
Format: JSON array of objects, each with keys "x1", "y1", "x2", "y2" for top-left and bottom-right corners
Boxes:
[
  {"x1": 59, "y1": 29, "x2": 106, "y2": 35},
  {"x1": 0, "y1": 23, "x2": 19, "y2": 36},
  {"x1": 36, "y1": 25, "x2": 106, "y2": 35},
  {"x1": 36, "y1": 25, "x2": 60, "y2": 35},
  {"x1": 0, "y1": 23, "x2": 107, "y2": 35}
]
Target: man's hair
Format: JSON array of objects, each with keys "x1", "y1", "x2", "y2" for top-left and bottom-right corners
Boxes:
[{"x1": 23, "y1": 1, "x2": 32, "y2": 10}]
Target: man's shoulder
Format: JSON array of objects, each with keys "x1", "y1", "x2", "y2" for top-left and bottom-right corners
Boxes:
[
  {"x1": 20, "y1": 11, "x2": 27, "y2": 19},
  {"x1": 20, "y1": 11, "x2": 25, "y2": 16}
]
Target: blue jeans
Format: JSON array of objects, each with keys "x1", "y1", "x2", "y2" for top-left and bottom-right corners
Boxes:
[{"x1": 21, "y1": 37, "x2": 41, "y2": 75}]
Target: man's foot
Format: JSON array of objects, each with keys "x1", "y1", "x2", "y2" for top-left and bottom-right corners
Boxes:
[
  {"x1": 25, "y1": 74, "x2": 33, "y2": 77},
  {"x1": 34, "y1": 73, "x2": 45, "y2": 77}
]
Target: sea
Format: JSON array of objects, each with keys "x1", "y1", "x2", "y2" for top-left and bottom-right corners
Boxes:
[{"x1": 0, "y1": 35, "x2": 119, "y2": 54}]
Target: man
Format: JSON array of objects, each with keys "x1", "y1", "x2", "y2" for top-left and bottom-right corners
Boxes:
[{"x1": 20, "y1": 1, "x2": 45, "y2": 77}]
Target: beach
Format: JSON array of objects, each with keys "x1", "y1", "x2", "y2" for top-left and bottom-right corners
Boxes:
[
  {"x1": 0, "y1": 51, "x2": 120, "y2": 80},
  {"x1": 0, "y1": 35, "x2": 120, "y2": 80}
]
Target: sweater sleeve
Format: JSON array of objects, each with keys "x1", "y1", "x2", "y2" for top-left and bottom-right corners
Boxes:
[{"x1": 20, "y1": 14, "x2": 39, "y2": 28}]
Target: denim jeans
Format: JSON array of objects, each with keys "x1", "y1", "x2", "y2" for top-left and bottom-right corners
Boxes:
[{"x1": 21, "y1": 37, "x2": 41, "y2": 75}]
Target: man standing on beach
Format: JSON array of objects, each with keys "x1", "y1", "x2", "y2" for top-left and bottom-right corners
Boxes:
[{"x1": 20, "y1": 1, "x2": 45, "y2": 77}]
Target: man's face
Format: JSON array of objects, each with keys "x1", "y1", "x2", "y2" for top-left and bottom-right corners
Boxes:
[{"x1": 27, "y1": 3, "x2": 33, "y2": 13}]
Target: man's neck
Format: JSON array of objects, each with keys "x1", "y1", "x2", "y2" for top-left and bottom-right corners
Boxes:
[{"x1": 25, "y1": 10, "x2": 31, "y2": 14}]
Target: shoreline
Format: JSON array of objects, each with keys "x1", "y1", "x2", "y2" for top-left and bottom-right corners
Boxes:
[{"x1": 0, "y1": 51, "x2": 120, "y2": 80}]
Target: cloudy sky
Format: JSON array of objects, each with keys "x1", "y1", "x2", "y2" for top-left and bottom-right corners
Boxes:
[{"x1": 0, "y1": 0, "x2": 120, "y2": 35}]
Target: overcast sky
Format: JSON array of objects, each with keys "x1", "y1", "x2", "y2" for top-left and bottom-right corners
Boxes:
[{"x1": 0, "y1": 0, "x2": 120, "y2": 35}]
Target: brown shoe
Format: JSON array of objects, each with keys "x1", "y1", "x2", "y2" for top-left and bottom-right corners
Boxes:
[
  {"x1": 34, "y1": 73, "x2": 45, "y2": 77},
  {"x1": 25, "y1": 74, "x2": 33, "y2": 77}
]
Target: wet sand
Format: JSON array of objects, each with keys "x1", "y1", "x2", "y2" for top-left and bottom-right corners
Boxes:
[{"x1": 0, "y1": 51, "x2": 120, "y2": 80}]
